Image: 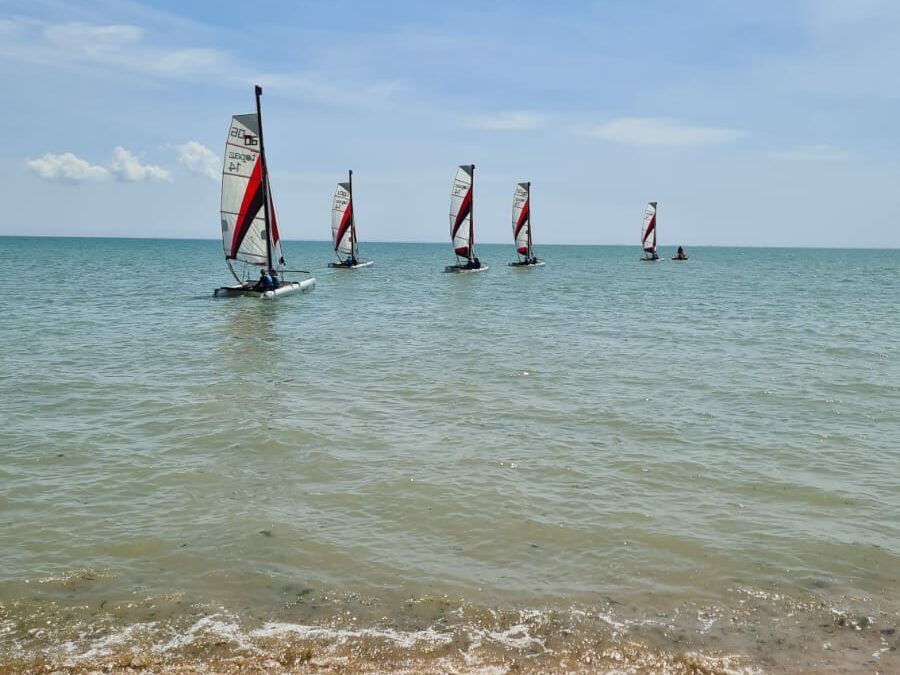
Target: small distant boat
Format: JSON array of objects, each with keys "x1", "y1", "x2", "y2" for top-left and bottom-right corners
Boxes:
[
  {"x1": 328, "y1": 169, "x2": 373, "y2": 269},
  {"x1": 214, "y1": 86, "x2": 315, "y2": 298},
  {"x1": 672, "y1": 245, "x2": 689, "y2": 261},
  {"x1": 508, "y1": 181, "x2": 544, "y2": 267},
  {"x1": 445, "y1": 164, "x2": 488, "y2": 273},
  {"x1": 640, "y1": 201, "x2": 660, "y2": 261}
]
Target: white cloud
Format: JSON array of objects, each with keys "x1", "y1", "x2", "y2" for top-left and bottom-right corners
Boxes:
[
  {"x1": 0, "y1": 17, "x2": 401, "y2": 108},
  {"x1": 0, "y1": 18, "x2": 230, "y2": 80},
  {"x1": 43, "y1": 22, "x2": 143, "y2": 56},
  {"x1": 177, "y1": 141, "x2": 219, "y2": 181},
  {"x1": 467, "y1": 111, "x2": 543, "y2": 131},
  {"x1": 25, "y1": 152, "x2": 109, "y2": 183},
  {"x1": 26, "y1": 148, "x2": 172, "y2": 183},
  {"x1": 585, "y1": 117, "x2": 744, "y2": 146},
  {"x1": 109, "y1": 147, "x2": 172, "y2": 182},
  {"x1": 769, "y1": 145, "x2": 848, "y2": 161}
]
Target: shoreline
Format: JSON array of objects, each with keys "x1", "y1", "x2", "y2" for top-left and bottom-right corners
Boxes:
[{"x1": 2, "y1": 584, "x2": 896, "y2": 674}]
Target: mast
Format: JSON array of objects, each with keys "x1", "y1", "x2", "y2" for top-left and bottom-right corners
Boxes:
[
  {"x1": 255, "y1": 84, "x2": 273, "y2": 272},
  {"x1": 348, "y1": 169, "x2": 356, "y2": 263},
  {"x1": 526, "y1": 182, "x2": 532, "y2": 258},
  {"x1": 470, "y1": 164, "x2": 476, "y2": 261}
]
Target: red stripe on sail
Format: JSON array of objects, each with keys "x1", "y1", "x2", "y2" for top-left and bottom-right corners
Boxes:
[
  {"x1": 514, "y1": 200, "x2": 529, "y2": 239},
  {"x1": 451, "y1": 188, "x2": 472, "y2": 239},
  {"x1": 642, "y1": 215, "x2": 656, "y2": 251},
  {"x1": 517, "y1": 246, "x2": 528, "y2": 255},
  {"x1": 335, "y1": 203, "x2": 353, "y2": 250},
  {"x1": 230, "y1": 157, "x2": 264, "y2": 259},
  {"x1": 452, "y1": 188, "x2": 472, "y2": 258}
]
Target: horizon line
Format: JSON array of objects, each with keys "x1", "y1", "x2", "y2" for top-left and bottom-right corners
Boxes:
[{"x1": 0, "y1": 234, "x2": 894, "y2": 251}]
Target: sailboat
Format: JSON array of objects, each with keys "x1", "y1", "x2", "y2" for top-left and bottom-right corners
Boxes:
[
  {"x1": 445, "y1": 164, "x2": 488, "y2": 272},
  {"x1": 214, "y1": 85, "x2": 316, "y2": 298},
  {"x1": 508, "y1": 181, "x2": 544, "y2": 267},
  {"x1": 640, "y1": 201, "x2": 660, "y2": 261},
  {"x1": 328, "y1": 170, "x2": 373, "y2": 269}
]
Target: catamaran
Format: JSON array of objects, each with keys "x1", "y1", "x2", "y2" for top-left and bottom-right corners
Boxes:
[
  {"x1": 446, "y1": 164, "x2": 487, "y2": 272},
  {"x1": 640, "y1": 201, "x2": 660, "y2": 261},
  {"x1": 508, "y1": 181, "x2": 544, "y2": 267},
  {"x1": 329, "y1": 169, "x2": 373, "y2": 269},
  {"x1": 214, "y1": 85, "x2": 315, "y2": 298}
]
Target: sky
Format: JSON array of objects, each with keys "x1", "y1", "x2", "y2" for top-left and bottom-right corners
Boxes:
[{"x1": 2, "y1": 0, "x2": 899, "y2": 247}]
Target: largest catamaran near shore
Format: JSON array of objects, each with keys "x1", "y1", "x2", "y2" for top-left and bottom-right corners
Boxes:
[{"x1": 214, "y1": 86, "x2": 315, "y2": 298}]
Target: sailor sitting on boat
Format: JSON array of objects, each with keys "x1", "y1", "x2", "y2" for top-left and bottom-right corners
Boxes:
[
  {"x1": 269, "y1": 269, "x2": 281, "y2": 289},
  {"x1": 465, "y1": 257, "x2": 482, "y2": 269},
  {"x1": 254, "y1": 268, "x2": 274, "y2": 291}
]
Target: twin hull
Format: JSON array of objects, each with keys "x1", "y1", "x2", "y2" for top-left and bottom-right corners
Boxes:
[{"x1": 213, "y1": 278, "x2": 316, "y2": 299}]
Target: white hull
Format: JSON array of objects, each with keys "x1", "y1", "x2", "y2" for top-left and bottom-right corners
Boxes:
[
  {"x1": 213, "y1": 278, "x2": 316, "y2": 299},
  {"x1": 508, "y1": 261, "x2": 545, "y2": 267},
  {"x1": 329, "y1": 260, "x2": 374, "y2": 269},
  {"x1": 445, "y1": 264, "x2": 489, "y2": 273}
]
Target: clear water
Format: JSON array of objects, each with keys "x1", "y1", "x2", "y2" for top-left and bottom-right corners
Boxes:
[{"x1": 1, "y1": 237, "x2": 898, "y2": 673}]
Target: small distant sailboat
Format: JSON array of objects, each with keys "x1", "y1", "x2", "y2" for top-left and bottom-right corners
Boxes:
[
  {"x1": 214, "y1": 86, "x2": 315, "y2": 298},
  {"x1": 508, "y1": 181, "x2": 544, "y2": 267},
  {"x1": 672, "y1": 245, "x2": 689, "y2": 261},
  {"x1": 640, "y1": 201, "x2": 660, "y2": 261},
  {"x1": 445, "y1": 164, "x2": 487, "y2": 272},
  {"x1": 329, "y1": 170, "x2": 373, "y2": 269}
]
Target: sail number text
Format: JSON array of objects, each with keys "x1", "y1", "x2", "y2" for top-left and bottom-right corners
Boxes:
[
  {"x1": 227, "y1": 150, "x2": 255, "y2": 174},
  {"x1": 229, "y1": 127, "x2": 259, "y2": 147}
]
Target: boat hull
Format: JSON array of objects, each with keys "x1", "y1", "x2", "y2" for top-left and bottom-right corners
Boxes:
[
  {"x1": 213, "y1": 278, "x2": 316, "y2": 299},
  {"x1": 444, "y1": 264, "x2": 489, "y2": 273},
  {"x1": 328, "y1": 260, "x2": 374, "y2": 269},
  {"x1": 671, "y1": 257, "x2": 689, "y2": 261},
  {"x1": 508, "y1": 261, "x2": 545, "y2": 267}
]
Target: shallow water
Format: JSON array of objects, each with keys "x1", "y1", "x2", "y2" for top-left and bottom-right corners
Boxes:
[{"x1": 0, "y1": 237, "x2": 898, "y2": 672}]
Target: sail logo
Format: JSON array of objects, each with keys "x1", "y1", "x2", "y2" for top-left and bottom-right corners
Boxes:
[{"x1": 228, "y1": 126, "x2": 259, "y2": 147}]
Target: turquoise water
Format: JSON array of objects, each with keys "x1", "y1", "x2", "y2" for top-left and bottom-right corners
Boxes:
[{"x1": 1, "y1": 237, "x2": 898, "y2": 673}]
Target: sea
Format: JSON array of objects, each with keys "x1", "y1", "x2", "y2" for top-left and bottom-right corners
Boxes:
[{"x1": 0, "y1": 236, "x2": 898, "y2": 674}]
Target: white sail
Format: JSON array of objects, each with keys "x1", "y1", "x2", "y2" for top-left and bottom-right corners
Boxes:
[
  {"x1": 512, "y1": 182, "x2": 531, "y2": 258},
  {"x1": 332, "y1": 181, "x2": 355, "y2": 260},
  {"x1": 220, "y1": 112, "x2": 284, "y2": 271},
  {"x1": 641, "y1": 201, "x2": 657, "y2": 254},
  {"x1": 449, "y1": 164, "x2": 474, "y2": 261}
]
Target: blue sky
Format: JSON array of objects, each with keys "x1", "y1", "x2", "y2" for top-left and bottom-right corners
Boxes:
[{"x1": 2, "y1": 0, "x2": 899, "y2": 247}]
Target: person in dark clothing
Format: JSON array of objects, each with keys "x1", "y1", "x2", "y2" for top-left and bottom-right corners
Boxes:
[
  {"x1": 269, "y1": 269, "x2": 281, "y2": 289},
  {"x1": 254, "y1": 268, "x2": 273, "y2": 291}
]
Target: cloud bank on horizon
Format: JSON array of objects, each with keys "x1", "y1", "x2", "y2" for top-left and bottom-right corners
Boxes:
[{"x1": 1, "y1": 0, "x2": 899, "y2": 247}]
